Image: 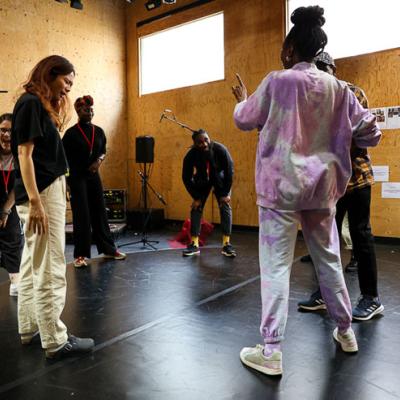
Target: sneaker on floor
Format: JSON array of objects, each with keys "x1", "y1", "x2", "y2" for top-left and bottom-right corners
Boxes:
[
  {"x1": 352, "y1": 295, "x2": 384, "y2": 321},
  {"x1": 45, "y1": 335, "x2": 95, "y2": 359},
  {"x1": 298, "y1": 290, "x2": 326, "y2": 311},
  {"x1": 221, "y1": 243, "x2": 237, "y2": 257},
  {"x1": 73, "y1": 257, "x2": 88, "y2": 268},
  {"x1": 9, "y1": 283, "x2": 18, "y2": 297},
  {"x1": 300, "y1": 254, "x2": 313, "y2": 263},
  {"x1": 333, "y1": 327, "x2": 358, "y2": 352},
  {"x1": 182, "y1": 242, "x2": 200, "y2": 257},
  {"x1": 21, "y1": 331, "x2": 40, "y2": 345},
  {"x1": 104, "y1": 250, "x2": 126, "y2": 260},
  {"x1": 240, "y1": 344, "x2": 282, "y2": 376},
  {"x1": 345, "y1": 257, "x2": 358, "y2": 273}
]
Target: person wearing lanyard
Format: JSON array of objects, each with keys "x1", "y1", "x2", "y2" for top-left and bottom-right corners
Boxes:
[
  {"x1": 12, "y1": 55, "x2": 94, "y2": 358},
  {"x1": 0, "y1": 113, "x2": 23, "y2": 297},
  {"x1": 62, "y1": 95, "x2": 126, "y2": 268}
]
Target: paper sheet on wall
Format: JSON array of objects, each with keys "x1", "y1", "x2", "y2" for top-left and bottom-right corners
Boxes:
[
  {"x1": 370, "y1": 108, "x2": 387, "y2": 129},
  {"x1": 382, "y1": 182, "x2": 400, "y2": 198},
  {"x1": 386, "y1": 106, "x2": 400, "y2": 129},
  {"x1": 372, "y1": 165, "x2": 389, "y2": 182}
]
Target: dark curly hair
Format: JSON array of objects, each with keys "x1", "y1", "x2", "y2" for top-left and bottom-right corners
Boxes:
[
  {"x1": 0, "y1": 113, "x2": 12, "y2": 124},
  {"x1": 284, "y1": 5, "x2": 328, "y2": 60}
]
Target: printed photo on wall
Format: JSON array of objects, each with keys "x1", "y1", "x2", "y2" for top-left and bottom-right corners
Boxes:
[
  {"x1": 386, "y1": 106, "x2": 400, "y2": 129},
  {"x1": 370, "y1": 107, "x2": 387, "y2": 129}
]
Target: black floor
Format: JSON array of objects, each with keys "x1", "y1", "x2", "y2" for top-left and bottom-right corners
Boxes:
[{"x1": 0, "y1": 228, "x2": 399, "y2": 400}]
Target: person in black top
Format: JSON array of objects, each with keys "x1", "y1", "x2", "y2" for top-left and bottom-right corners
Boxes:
[
  {"x1": 0, "y1": 113, "x2": 23, "y2": 297},
  {"x1": 62, "y1": 95, "x2": 126, "y2": 268},
  {"x1": 12, "y1": 55, "x2": 94, "y2": 359},
  {"x1": 182, "y1": 129, "x2": 236, "y2": 257}
]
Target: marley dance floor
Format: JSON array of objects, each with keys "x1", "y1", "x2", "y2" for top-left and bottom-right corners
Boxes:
[{"x1": 0, "y1": 229, "x2": 400, "y2": 400}]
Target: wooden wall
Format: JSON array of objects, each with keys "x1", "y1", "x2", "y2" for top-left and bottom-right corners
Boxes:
[
  {"x1": 0, "y1": 0, "x2": 128, "y2": 190},
  {"x1": 126, "y1": 0, "x2": 284, "y2": 226},
  {"x1": 336, "y1": 48, "x2": 400, "y2": 237}
]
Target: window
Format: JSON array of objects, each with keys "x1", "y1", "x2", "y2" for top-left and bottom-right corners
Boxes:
[
  {"x1": 139, "y1": 12, "x2": 224, "y2": 95},
  {"x1": 287, "y1": 0, "x2": 400, "y2": 59}
]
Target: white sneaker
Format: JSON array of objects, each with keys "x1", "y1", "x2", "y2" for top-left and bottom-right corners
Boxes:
[
  {"x1": 9, "y1": 283, "x2": 18, "y2": 297},
  {"x1": 333, "y1": 327, "x2": 358, "y2": 352},
  {"x1": 240, "y1": 344, "x2": 283, "y2": 376}
]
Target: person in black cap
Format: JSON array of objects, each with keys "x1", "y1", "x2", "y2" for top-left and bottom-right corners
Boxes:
[
  {"x1": 62, "y1": 95, "x2": 126, "y2": 268},
  {"x1": 298, "y1": 52, "x2": 384, "y2": 321},
  {"x1": 182, "y1": 129, "x2": 236, "y2": 257}
]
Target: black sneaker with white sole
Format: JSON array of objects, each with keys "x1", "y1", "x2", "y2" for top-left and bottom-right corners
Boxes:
[
  {"x1": 352, "y1": 295, "x2": 384, "y2": 321},
  {"x1": 45, "y1": 335, "x2": 95, "y2": 359},
  {"x1": 221, "y1": 243, "x2": 236, "y2": 257},
  {"x1": 182, "y1": 242, "x2": 200, "y2": 257},
  {"x1": 298, "y1": 289, "x2": 326, "y2": 311}
]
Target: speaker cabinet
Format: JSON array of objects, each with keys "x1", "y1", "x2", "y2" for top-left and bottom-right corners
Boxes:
[{"x1": 136, "y1": 136, "x2": 154, "y2": 163}]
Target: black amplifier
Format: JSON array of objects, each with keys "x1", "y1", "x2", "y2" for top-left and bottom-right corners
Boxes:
[{"x1": 103, "y1": 189, "x2": 126, "y2": 222}]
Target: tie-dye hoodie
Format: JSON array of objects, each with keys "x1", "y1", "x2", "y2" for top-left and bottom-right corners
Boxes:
[{"x1": 233, "y1": 62, "x2": 381, "y2": 211}]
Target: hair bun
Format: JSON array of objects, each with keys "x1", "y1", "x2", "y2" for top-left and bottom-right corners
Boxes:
[{"x1": 291, "y1": 6, "x2": 325, "y2": 28}]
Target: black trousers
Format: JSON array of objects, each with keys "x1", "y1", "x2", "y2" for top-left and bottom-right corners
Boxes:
[
  {"x1": 336, "y1": 185, "x2": 378, "y2": 297},
  {"x1": 0, "y1": 206, "x2": 23, "y2": 273},
  {"x1": 190, "y1": 187, "x2": 232, "y2": 237},
  {"x1": 68, "y1": 173, "x2": 116, "y2": 258}
]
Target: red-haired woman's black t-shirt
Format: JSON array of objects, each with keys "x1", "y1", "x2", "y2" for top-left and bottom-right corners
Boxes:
[{"x1": 11, "y1": 93, "x2": 68, "y2": 205}]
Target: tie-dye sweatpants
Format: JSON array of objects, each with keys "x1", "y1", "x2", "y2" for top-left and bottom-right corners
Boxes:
[{"x1": 258, "y1": 206, "x2": 352, "y2": 344}]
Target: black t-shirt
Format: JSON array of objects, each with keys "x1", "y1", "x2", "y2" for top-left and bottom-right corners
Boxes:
[
  {"x1": 11, "y1": 93, "x2": 68, "y2": 204},
  {"x1": 62, "y1": 123, "x2": 106, "y2": 177}
]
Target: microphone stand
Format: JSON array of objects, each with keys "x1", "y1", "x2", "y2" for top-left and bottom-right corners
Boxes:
[
  {"x1": 119, "y1": 163, "x2": 167, "y2": 250},
  {"x1": 159, "y1": 109, "x2": 197, "y2": 133}
]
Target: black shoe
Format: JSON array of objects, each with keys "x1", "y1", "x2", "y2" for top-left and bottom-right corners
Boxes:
[
  {"x1": 221, "y1": 243, "x2": 236, "y2": 257},
  {"x1": 352, "y1": 295, "x2": 384, "y2": 321},
  {"x1": 182, "y1": 242, "x2": 200, "y2": 257},
  {"x1": 45, "y1": 335, "x2": 95, "y2": 359},
  {"x1": 345, "y1": 257, "x2": 358, "y2": 273},
  {"x1": 298, "y1": 290, "x2": 326, "y2": 311},
  {"x1": 300, "y1": 254, "x2": 313, "y2": 263}
]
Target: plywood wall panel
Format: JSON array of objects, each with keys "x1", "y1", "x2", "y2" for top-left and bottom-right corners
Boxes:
[
  {"x1": 336, "y1": 48, "x2": 400, "y2": 237},
  {"x1": 126, "y1": 0, "x2": 284, "y2": 227},
  {"x1": 0, "y1": 0, "x2": 127, "y2": 191}
]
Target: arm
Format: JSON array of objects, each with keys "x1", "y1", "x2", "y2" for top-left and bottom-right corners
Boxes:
[
  {"x1": 182, "y1": 153, "x2": 200, "y2": 200},
  {"x1": 347, "y1": 88, "x2": 381, "y2": 148},
  {"x1": 220, "y1": 146, "x2": 234, "y2": 199},
  {"x1": 0, "y1": 189, "x2": 15, "y2": 228},
  {"x1": 89, "y1": 127, "x2": 106, "y2": 174},
  {"x1": 233, "y1": 74, "x2": 272, "y2": 131},
  {"x1": 18, "y1": 141, "x2": 48, "y2": 234}
]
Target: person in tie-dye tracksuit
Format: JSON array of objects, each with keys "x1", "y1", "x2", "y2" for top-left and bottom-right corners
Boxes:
[{"x1": 231, "y1": 5, "x2": 381, "y2": 376}]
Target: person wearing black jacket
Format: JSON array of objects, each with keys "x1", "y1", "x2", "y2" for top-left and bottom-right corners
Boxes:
[
  {"x1": 62, "y1": 95, "x2": 125, "y2": 268},
  {"x1": 182, "y1": 129, "x2": 236, "y2": 257}
]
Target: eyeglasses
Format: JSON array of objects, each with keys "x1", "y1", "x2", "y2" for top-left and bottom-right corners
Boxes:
[{"x1": 0, "y1": 128, "x2": 11, "y2": 133}]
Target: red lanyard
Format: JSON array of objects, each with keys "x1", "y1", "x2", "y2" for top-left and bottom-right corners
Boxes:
[
  {"x1": 77, "y1": 123, "x2": 95, "y2": 154},
  {"x1": 1, "y1": 156, "x2": 13, "y2": 195}
]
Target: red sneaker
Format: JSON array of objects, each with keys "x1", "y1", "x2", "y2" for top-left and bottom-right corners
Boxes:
[
  {"x1": 73, "y1": 257, "x2": 87, "y2": 268},
  {"x1": 104, "y1": 250, "x2": 126, "y2": 260}
]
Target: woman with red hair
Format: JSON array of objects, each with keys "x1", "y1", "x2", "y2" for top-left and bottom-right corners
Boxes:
[{"x1": 12, "y1": 55, "x2": 94, "y2": 359}]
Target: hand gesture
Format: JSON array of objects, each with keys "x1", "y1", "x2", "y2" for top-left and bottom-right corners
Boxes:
[
  {"x1": 88, "y1": 159, "x2": 102, "y2": 174},
  {"x1": 0, "y1": 213, "x2": 9, "y2": 228},
  {"x1": 232, "y1": 73, "x2": 247, "y2": 103},
  {"x1": 28, "y1": 198, "x2": 48, "y2": 235}
]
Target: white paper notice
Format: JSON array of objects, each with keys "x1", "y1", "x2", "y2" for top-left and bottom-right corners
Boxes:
[
  {"x1": 386, "y1": 106, "x2": 400, "y2": 129},
  {"x1": 370, "y1": 107, "x2": 387, "y2": 129},
  {"x1": 372, "y1": 165, "x2": 389, "y2": 182},
  {"x1": 382, "y1": 182, "x2": 400, "y2": 199}
]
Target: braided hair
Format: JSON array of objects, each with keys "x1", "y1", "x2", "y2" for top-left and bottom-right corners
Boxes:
[{"x1": 284, "y1": 6, "x2": 328, "y2": 60}]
